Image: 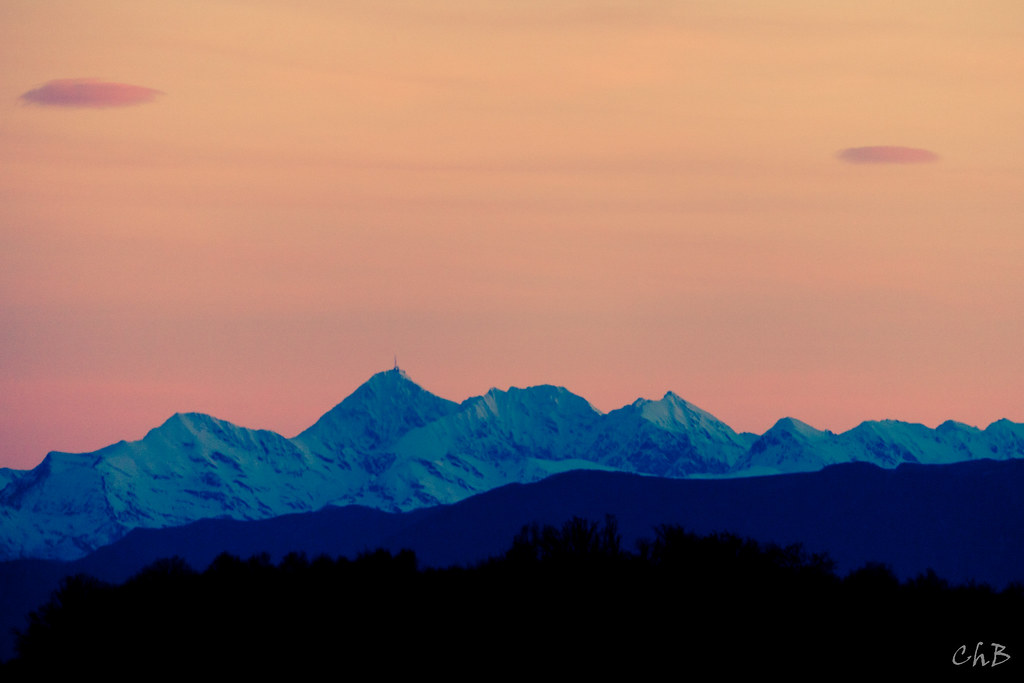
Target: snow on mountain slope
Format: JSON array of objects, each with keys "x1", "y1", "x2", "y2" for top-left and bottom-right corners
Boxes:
[
  {"x1": 0, "y1": 450, "x2": 121, "y2": 560},
  {"x1": 0, "y1": 412, "x2": 350, "y2": 560},
  {"x1": 389, "y1": 384, "x2": 602, "y2": 463},
  {"x1": 736, "y1": 418, "x2": 847, "y2": 474},
  {"x1": 588, "y1": 393, "x2": 753, "y2": 476},
  {"x1": 2, "y1": 367, "x2": 1023, "y2": 562},
  {"x1": 293, "y1": 368, "x2": 459, "y2": 457},
  {"x1": 981, "y1": 419, "x2": 1024, "y2": 458},
  {"x1": 0, "y1": 468, "x2": 24, "y2": 492},
  {"x1": 337, "y1": 384, "x2": 610, "y2": 510},
  {"x1": 739, "y1": 416, "x2": 1024, "y2": 475},
  {"x1": 843, "y1": 420, "x2": 948, "y2": 466},
  {"x1": 100, "y1": 412, "x2": 339, "y2": 521},
  {"x1": 289, "y1": 368, "x2": 463, "y2": 503}
]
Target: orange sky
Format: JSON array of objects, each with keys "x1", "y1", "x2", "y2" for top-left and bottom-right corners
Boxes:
[{"x1": 2, "y1": 1, "x2": 1022, "y2": 468}]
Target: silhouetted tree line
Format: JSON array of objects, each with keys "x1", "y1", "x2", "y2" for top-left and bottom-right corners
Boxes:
[{"x1": 4, "y1": 517, "x2": 1022, "y2": 676}]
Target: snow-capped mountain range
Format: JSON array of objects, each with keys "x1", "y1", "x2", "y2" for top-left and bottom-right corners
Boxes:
[{"x1": 2, "y1": 368, "x2": 1022, "y2": 561}]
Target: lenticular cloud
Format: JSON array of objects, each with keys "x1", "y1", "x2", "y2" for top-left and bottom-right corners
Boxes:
[
  {"x1": 838, "y1": 146, "x2": 939, "y2": 164},
  {"x1": 21, "y1": 79, "x2": 162, "y2": 108}
]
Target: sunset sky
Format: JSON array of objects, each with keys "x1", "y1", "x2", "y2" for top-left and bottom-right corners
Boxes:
[{"x1": 2, "y1": 1, "x2": 1022, "y2": 469}]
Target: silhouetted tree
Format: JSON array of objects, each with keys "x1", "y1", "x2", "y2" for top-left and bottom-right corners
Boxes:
[{"x1": 7, "y1": 518, "x2": 1022, "y2": 676}]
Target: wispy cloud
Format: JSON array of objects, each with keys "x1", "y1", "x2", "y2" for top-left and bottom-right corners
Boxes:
[
  {"x1": 837, "y1": 146, "x2": 939, "y2": 164},
  {"x1": 20, "y1": 79, "x2": 162, "y2": 108}
]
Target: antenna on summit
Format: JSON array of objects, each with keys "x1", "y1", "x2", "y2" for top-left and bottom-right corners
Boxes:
[{"x1": 393, "y1": 354, "x2": 399, "y2": 371}]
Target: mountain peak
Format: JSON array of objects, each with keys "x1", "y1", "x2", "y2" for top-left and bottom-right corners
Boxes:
[
  {"x1": 145, "y1": 412, "x2": 221, "y2": 442},
  {"x1": 770, "y1": 417, "x2": 824, "y2": 438},
  {"x1": 361, "y1": 366, "x2": 417, "y2": 388},
  {"x1": 295, "y1": 369, "x2": 459, "y2": 452},
  {"x1": 644, "y1": 392, "x2": 718, "y2": 422},
  {"x1": 476, "y1": 384, "x2": 601, "y2": 418},
  {"x1": 937, "y1": 419, "x2": 979, "y2": 434}
]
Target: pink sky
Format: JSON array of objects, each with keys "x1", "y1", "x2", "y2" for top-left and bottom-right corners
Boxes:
[{"x1": 2, "y1": 1, "x2": 1022, "y2": 469}]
